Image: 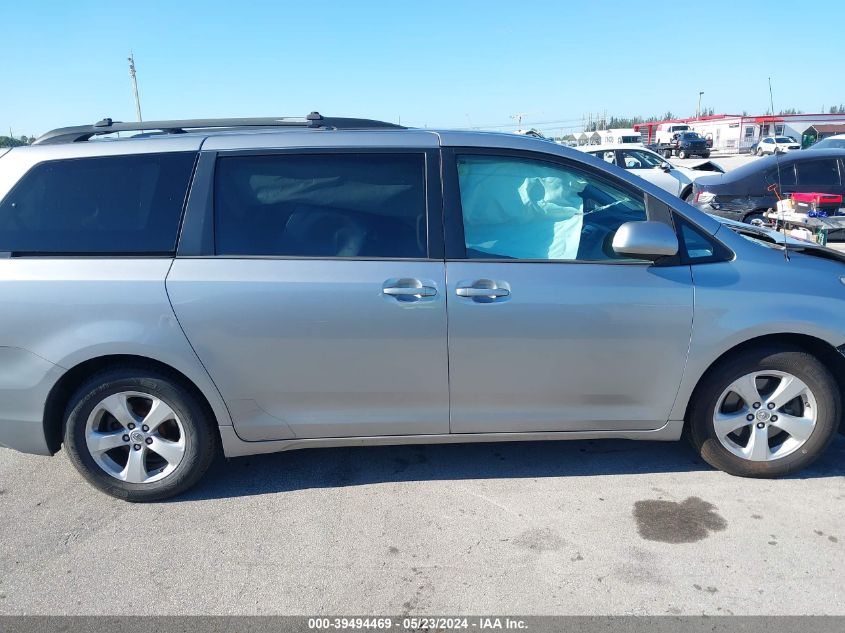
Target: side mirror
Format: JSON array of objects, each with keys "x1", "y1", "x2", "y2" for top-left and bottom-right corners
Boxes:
[
  {"x1": 612, "y1": 221, "x2": 678, "y2": 261},
  {"x1": 659, "y1": 162, "x2": 672, "y2": 172}
]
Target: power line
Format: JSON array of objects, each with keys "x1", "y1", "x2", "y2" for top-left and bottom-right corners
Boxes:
[{"x1": 440, "y1": 116, "x2": 586, "y2": 129}]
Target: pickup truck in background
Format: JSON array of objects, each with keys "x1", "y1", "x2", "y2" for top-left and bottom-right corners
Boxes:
[{"x1": 649, "y1": 130, "x2": 711, "y2": 159}]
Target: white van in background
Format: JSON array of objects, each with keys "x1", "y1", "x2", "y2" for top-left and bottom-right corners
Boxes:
[
  {"x1": 596, "y1": 128, "x2": 643, "y2": 145},
  {"x1": 655, "y1": 123, "x2": 691, "y2": 145}
]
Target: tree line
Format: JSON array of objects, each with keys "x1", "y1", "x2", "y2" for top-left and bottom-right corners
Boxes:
[{"x1": 0, "y1": 135, "x2": 35, "y2": 147}]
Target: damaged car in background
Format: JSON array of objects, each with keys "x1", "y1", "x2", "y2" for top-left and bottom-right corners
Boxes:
[
  {"x1": 582, "y1": 144, "x2": 724, "y2": 201},
  {"x1": 691, "y1": 149, "x2": 845, "y2": 225}
]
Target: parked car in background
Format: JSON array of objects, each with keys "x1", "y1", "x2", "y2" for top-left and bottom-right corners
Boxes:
[
  {"x1": 691, "y1": 149, "x2": 845, "y2": 224},
  {"x1": 1, "y1": 115, "x2": 845, "y2": 501},
  {"x1": 582, "y1": 144, "x2": 723, "y2": 200},
  {"x1": 757, "y1": 136, "x2": 801, "y2": 155},
  {"x1": 810, "y1": 134, "x2": 845, "y2": 150}
]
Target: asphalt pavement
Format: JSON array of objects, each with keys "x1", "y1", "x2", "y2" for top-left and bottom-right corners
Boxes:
[{"x1": 1, "y1": 435, "x2": 843, "y2": 615}]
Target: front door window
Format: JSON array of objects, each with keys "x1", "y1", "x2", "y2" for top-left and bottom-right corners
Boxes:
[{"x1": 456, "y1": 155, "x2": 647, "y2": 262}]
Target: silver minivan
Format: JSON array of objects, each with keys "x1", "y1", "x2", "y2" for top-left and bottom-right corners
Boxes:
[{"x1": 1, "y1": 114, "x2": 843, "y2": 501}]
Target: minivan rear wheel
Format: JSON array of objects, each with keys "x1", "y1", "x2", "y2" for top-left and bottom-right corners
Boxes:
[
  {"x1": 63, "y1": 368, "x2": 218, "y2": 502},
  {"x1": 687, "y1": 346, "x2": 839, "y2": 477}
]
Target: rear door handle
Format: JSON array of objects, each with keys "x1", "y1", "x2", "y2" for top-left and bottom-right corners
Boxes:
[
  {"x1": 383, "y1": 285, "x2": 437, "y2": 297},
  {"x1": 456, "y1": 287, "x2": 510, "y2": 298}
]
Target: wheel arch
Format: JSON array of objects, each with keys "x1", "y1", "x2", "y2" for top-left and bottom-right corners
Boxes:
[
  {"x1": 682, "y1": 333, "x2": 845, "y2": 426},
  {"x1": 42, "y1": 354, "x2": 225, "y2": 454}
]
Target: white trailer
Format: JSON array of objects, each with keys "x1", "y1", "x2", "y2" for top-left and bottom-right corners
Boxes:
[
  {"x1": 639, "y1": 113, "x2": 845, "y2": 154},
  {"x1": 595, "y1": 128, "x2": 643, "y2": 145}
]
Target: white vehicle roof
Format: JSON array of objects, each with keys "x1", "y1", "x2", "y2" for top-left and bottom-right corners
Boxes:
[
  {"x1": 579, "y1": 144, "x2": 721, "y2": 175},
  {"x1": 578, "y1": 144, "x2": 658, "y2": 153}
]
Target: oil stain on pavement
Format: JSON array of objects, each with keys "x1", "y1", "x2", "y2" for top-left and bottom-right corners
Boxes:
[
  {"x1": 512, "y1": 527, "x2": 565, "y2": 552},
  {"x1": 633, "y1": 496, "x2": 727, "y2": 543}
]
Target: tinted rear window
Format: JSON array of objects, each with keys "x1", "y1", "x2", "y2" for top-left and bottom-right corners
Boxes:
[
  {"x1": 796, "y1": 159, "x2": 841, "y2": 187},
  {"x1": 214, "y1": 153, "x2": 427, "y2": 258},
  {"x1": 0, "y1": 152, "x2": 196, "y2": 254}
]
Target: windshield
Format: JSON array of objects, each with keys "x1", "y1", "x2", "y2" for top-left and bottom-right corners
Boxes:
[
  {"x1": 713, "y1": 214, "x2": 815, "y2": 249},
  {"x1": 723, "y1": 223, "x2": 783, "y2": 248},
  {"x1": 775, "y1": 137, "x2": 793, "y2": 143},
  {"x1": 814, "y1": 137, "x2": 845, "y2": 149},
  {"x1": 681, "y1": 132, "x2": 702, "y2": 139},
  {"x1": 620, "y1": 149, "x2": 664, "y2": 168}
]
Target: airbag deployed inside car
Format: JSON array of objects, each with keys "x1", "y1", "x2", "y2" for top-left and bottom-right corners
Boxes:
[{"x1": 460, "y1": 158, "x2": 584, "y2": 259}]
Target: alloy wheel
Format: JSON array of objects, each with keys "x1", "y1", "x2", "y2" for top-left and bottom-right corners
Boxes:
[
  {"x1": 84, "y1": 391, "x2": 186, "y2": 483},
  {"x1": 713, "y1": 371, "x2": 817, "y2": 462}
]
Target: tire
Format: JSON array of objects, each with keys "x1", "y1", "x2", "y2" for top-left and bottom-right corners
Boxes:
[
  {"x1": 63, "y1": 367, "x2": 219, "y2": 502},
  {"x1": 702, "y1": 151, "x2": 710, "y2": 158},
  {"x1": 757, "y1": 147, "x2": 763, "y2": 156},
  {"x1": 687, "y1": 345, "x2": 840, "y2": 477},
  {"x1": 678, "y1": 149, "x2": 688, "y2": 159},
  {"x1": 663, "y1": 149, "x2": 672, "y2": 158}
]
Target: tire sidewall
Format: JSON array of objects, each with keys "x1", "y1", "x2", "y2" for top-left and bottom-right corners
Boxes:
[
  {"x1": 689, "y1": 347, "x2": 840, "y2": 477},
  {"x1": 64, "y1": 370, "x2": 213, "y2": 502}
]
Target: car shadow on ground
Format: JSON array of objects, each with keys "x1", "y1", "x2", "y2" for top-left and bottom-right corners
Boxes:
[{"x1": 178, "y1": 434, "x2": 845, "y2": 502}]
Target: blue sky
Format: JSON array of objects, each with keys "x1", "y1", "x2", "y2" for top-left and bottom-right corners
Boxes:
[{"x1": 2, "y1": 0, "x2": 843, "y2": 137}]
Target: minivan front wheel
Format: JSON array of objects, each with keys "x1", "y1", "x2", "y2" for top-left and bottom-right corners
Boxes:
[
  {"x1": 687, "y1": 346, "x2": 839, "y2": 477},
  {"x1": 63, "y1": 368, "x2": 218, "y2": 501}
]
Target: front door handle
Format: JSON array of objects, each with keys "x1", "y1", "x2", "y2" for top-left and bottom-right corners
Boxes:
[
  {"x1": 455, "y1": 280, "x2": 511, "y2": 302},
  {"x1": 456, "y1": 287, "x2": 510, "y2": 298},
  {"x1": 383, "y1": 285, "x2": 437, "y2": 297}
]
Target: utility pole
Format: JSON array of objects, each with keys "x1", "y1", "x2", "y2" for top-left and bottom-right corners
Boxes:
[
  {"x1": 128, "y1": 54, "x2": 142, "y2": 122},
  {"x1": 696, "y1": 91, "x2": 704, "y2": 119},
  {"x1": 510, "y1": 112, "x2": 529, "y2": 130}
]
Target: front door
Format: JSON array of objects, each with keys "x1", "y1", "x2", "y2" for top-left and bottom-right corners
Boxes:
[
  {"x1": 168, "y1": 150, "x2": 449, "y2": 441},
  {"x1": 442, "y1": 150, "x2": 694, "y2": 433}
]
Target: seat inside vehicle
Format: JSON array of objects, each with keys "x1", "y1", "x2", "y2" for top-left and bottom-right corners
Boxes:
[{"x1": 214, "y1": 154, "x2": 427, "y2": 258}]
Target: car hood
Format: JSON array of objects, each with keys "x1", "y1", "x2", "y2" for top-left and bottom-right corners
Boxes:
[
  {"x1": 684, "y1": 159, "x2": 724, "y2": 173},
  {"x1": 691, "y1": 172, "x2": 725, "y2": 187},
  {"x1": 713, "y1": 215, "x2": 845, "y2": 264},
  {"x1": 673, "y1": 162, "x2": 725, "y2": 182}
]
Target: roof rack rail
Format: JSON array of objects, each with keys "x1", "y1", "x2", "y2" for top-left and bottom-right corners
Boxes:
[{"x1": 33, "y1": 112, "x2": 405, "y2": 145}]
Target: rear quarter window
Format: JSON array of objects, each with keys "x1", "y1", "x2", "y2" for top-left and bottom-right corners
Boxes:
[
  {"x1": 0, "y1": 152, "x2": 196, "y2": 254},
  {"x1": 764, "y1": 163, "x2": 797, "y2": 189}
]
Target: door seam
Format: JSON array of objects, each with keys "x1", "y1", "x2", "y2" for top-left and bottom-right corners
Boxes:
[{"x1": 163, "y1": 258, "x2": 239, "y2": 433}]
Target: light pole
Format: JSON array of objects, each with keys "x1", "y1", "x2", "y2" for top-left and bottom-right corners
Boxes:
[
  {"x1": 128, "y1": 54, "x2": 142, "y2": 122},
  {"x1": 696, "y1": 91, "x2": 704, "y2": 119}
]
